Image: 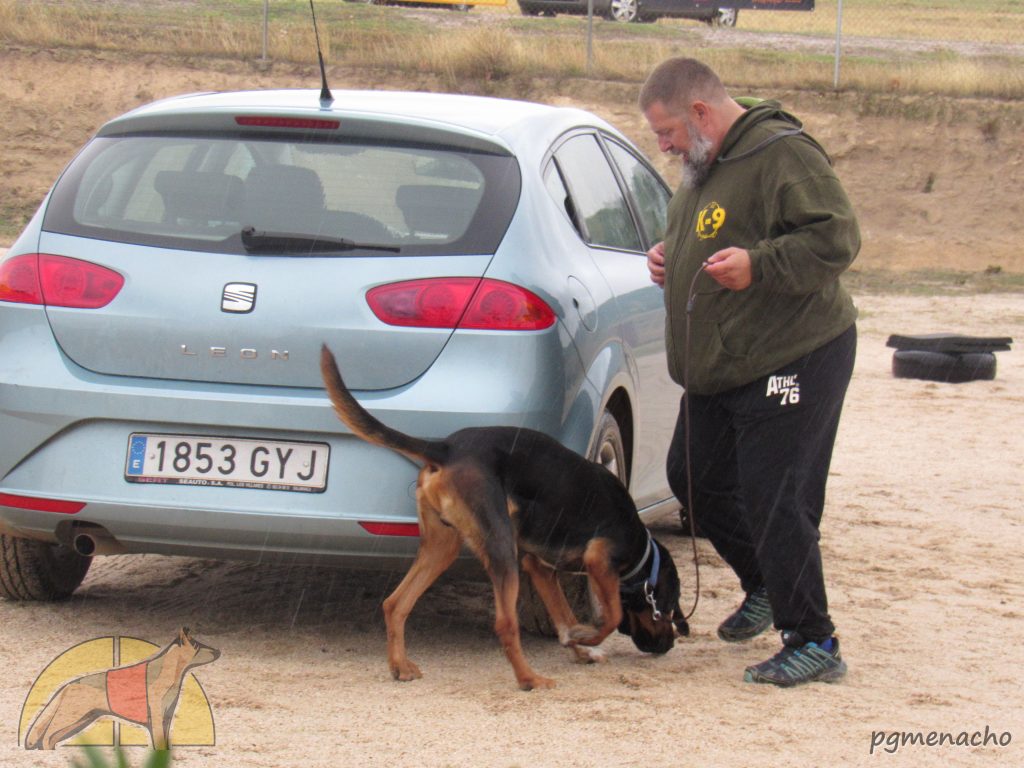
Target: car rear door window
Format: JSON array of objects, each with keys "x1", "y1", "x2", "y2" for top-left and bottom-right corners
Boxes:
[
  {"x1": 606, "y1": 140, "x2": 670, "y2": 246},
  {"x1": 550, "y1": 135, "x2": 643, "y2": 252}
]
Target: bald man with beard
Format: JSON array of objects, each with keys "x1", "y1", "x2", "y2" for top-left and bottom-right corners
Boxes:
[{"x1": 640, "y1": 57, "x2": 859, "y2": 687}]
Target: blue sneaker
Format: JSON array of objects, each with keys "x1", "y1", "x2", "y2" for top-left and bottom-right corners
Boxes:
[
  {"x1": 744, "y1": 632, "x2": 847, "y2": 687},
  {"x1": 717, "y1": 586, "x2": 773, "y2": 642}
]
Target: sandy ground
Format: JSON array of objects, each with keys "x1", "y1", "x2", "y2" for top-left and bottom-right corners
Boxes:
[
  {"x1": 3, "y1": 293, "x2": 1022, "y2": 767},
  {"x1": 1, "y1": 44, "x2": 1023, "y2": 768}
]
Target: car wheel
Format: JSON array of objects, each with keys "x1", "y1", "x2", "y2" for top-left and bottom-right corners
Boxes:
[
  {"x1": 448, "y1": 3, "x2": 471, "y2": 10},
  {"x1": 713, "y1": 8, "x2": 738, "y2": 26},
  {"x1": 519, "y1": 411, "x2": 626, "y2": 637},
  {"x1": 607, "y1": 0, "x2": 639, "y2": 23},
  {"x1": 590, "y1": 410, "x2": 627, "y2": 485},
  {"x1": 892, "y1": 350, "x2": 997, "y2": 383},
  {"x1": 0, "y1": 535, "x2": 92, "y2": 600}
]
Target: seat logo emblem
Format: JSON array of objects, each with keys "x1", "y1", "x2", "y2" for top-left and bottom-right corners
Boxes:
[{"x1": 222, "y1": 283, "x2": 257, "y2": 314}]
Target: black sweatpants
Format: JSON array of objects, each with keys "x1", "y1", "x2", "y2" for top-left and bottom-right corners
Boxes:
[{"x1": 667, "y1": 325, "x2": 857, "y2": 643}]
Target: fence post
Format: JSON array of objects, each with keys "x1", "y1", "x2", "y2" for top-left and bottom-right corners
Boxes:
[
  {"x1": 587, "y1": 0, "x2": 595, "y2": 75},
  {"x1": 262, "y1": 0, "x2": 269, "y2": 63},
  {"x1": 833, "y1": 0, "x2": 843, "y2": 89}
]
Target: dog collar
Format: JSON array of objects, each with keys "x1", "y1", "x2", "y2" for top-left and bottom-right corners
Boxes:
[
  {"x1": 648, "y1": 537, "x2": 661, "y2": 588},
  {"x1": 621, "y1": 531, "x2": 659, "y2": 589},
  {"x1": 620, "y1": 531, "x2": 667, "y2": 622}
]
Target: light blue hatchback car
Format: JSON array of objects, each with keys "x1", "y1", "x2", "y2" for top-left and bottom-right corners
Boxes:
[{"x1": 0, "y1": 89, "x2": 679, "y2": 610}]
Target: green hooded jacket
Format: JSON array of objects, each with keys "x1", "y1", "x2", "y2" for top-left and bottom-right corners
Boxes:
[{"x1": 662, "y1": 99, "x2": 860, "y2": 395}]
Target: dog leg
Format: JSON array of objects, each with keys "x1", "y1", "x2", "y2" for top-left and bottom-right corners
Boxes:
[
  {"x1": 520, "y1": 554, "x2": 604, "y2": 665},
  {"x1": 431, "y1": 464, "x2": 555, "y2": 691},
  {"x1": 489, "y1": 566, "x2": 555, "y2": 690},
  {"x1": 27, "y1": 679, "x2": 108, "y2": 750},
  {"x1": 24, "y1": 686, "x2": 66, "y2": 749},
  {"x1": 569, "y1": 539, "x2": 623, "y2": 648},
  {"x1": 150, "y1": 703, "x2": 169, "y2": 751},
  {"x1": 382, "y1": 503, "x2": 462, "y2": 682}
]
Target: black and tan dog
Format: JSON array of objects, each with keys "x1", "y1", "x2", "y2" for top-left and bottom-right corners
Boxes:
[{"x1": 321, "y1": 345, "x2": 687, "y2": 690}]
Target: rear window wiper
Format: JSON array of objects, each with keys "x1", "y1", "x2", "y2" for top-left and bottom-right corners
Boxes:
[{"x1": 241, "y1": 226, "x2": 401, "y2": 254}]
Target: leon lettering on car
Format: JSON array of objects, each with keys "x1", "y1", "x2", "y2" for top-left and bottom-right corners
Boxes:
[{"x1": 180, "y1": 345, "x2": 290, "y2": 360}]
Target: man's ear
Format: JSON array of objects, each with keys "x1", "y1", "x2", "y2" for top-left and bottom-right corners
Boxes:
[{"x1": 691, "y1": 100, "x2": 711, "y2": 127}]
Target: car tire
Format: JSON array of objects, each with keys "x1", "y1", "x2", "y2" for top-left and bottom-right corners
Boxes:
[
  {"x1": 0, "y1": 535, "x2": 92, "y2": 601},
  {"x1": 707, "y1": 8, "x2": 738, "y2": 26},
  {"x1": 519, "y1": 1, "x2": 541, "y2": 14},
  {"x1": 590, "y1": 410, "x2": 627, "y2": 485},
  {"x1": 606, "y1": 0, "x2": 639, "y2": 23},
  {"x1": 519, "y1": 410, "x2": 627, "y2": 637},
  {"x1": 892, "y1": 350, "x2": 997, "y2": 383}
]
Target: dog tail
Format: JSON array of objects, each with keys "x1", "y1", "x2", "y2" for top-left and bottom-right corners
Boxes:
[{"x1": 320, "y1": 344, "x2": 448, "y2": 467}]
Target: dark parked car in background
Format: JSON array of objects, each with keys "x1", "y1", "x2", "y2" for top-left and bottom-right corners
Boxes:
[{"x1": 520, "y1": 0, "x2": 738, "y2": 25}]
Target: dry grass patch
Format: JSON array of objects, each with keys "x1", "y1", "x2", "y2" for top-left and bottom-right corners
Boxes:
[{"x1": 2, "y1": 0, "x2": 1022, "y2": 99}]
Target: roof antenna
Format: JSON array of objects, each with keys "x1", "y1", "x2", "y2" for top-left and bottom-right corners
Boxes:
[{"x1": 309, "y1": 0, "x2": 334, "y2": 106}]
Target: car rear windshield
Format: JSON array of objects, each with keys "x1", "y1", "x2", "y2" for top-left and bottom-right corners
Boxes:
[{"x1": 43, "y1": 133, "x2": 521, "y2": 256}]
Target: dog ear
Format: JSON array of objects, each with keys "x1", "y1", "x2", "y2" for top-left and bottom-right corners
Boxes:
[{"x1": 672, "y1": 608, "x2": 689, "y2": 638}]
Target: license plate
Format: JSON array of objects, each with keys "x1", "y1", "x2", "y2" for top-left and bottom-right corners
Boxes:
[{"x1": 125, "y1": 434, "x2": 329, "y2": 493}]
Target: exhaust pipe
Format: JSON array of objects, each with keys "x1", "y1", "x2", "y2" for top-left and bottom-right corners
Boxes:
[{"x1": 71, "y1": 527, "x2": 125, "y2": 557}]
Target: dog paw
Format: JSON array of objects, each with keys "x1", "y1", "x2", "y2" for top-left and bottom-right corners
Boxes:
[
  {"x1": 571, "y1": 645, "x2": 607, "y2": 665},
  {"x1": 390, "y1": 660, "x2": 422, "y2": 682},
  {"x1": 568, "y1": 623, "x2": 602, "y2": 646},
  {"x1": 519, "y1": 675, "x2": 556, "y2": 691}
]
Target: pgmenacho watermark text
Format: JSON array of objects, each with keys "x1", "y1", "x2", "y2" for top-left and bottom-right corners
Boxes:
[{"x1": 870, "y1": 726, "x2": 1012, "y2": 755}]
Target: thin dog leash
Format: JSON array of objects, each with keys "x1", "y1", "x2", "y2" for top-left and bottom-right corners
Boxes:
[{"x1": 678, "y1": 261, "x2": 714, "y2": 622}]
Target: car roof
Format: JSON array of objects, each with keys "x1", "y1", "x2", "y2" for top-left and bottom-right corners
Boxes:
[{"x1": 98, "y1": 89, "x2": 627, "y2": 158}]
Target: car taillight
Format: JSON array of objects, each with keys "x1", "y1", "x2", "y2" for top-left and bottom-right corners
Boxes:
[
  {"x1": 0, "y1": 254, "x2": 124, "y2": 308},
  {"x1": 366, "y1": 278, "x2": 556, "y2": 331}
]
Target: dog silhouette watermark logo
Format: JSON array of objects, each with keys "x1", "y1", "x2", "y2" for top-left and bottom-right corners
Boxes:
[{"x1": 19, "y1": 628, "x2": 219, "y2": 751}]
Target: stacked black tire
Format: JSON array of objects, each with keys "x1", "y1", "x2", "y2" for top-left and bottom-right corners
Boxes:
[{"x1": 887, "y1": 334, "x2": 1012, "y2": 383}]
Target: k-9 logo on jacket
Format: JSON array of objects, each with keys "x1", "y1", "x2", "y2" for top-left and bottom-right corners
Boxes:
[{"x1": 695, "y1": 201, "x2": 726, "y2": 240}]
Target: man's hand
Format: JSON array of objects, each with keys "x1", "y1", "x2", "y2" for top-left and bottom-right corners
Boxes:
[
  {"x1": 647, "y1": 241, "x2": 666, "y2": 287},
  {"x1": 705, "y1": 248, "x2": 752, "y2": 291}
]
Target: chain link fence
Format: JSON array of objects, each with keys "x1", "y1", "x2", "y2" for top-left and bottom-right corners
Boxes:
[
  {"x1": 529, "y1": 0, "x2": 1024, "y2": 94},
  {"x1": 732, "y1": 0, "x2": 1020, "y2": 45},
  {"x1": 243, "y1": 0, "x2": 1024, "y2": 94},
  {"x1": 721, "y1": 0, "x2": 1023, "y2": 88}
]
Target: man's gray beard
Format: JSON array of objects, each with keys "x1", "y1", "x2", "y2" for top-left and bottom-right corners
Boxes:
[{"x1": 682, "y1": 125, "x2": 714, "y2": 189}]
